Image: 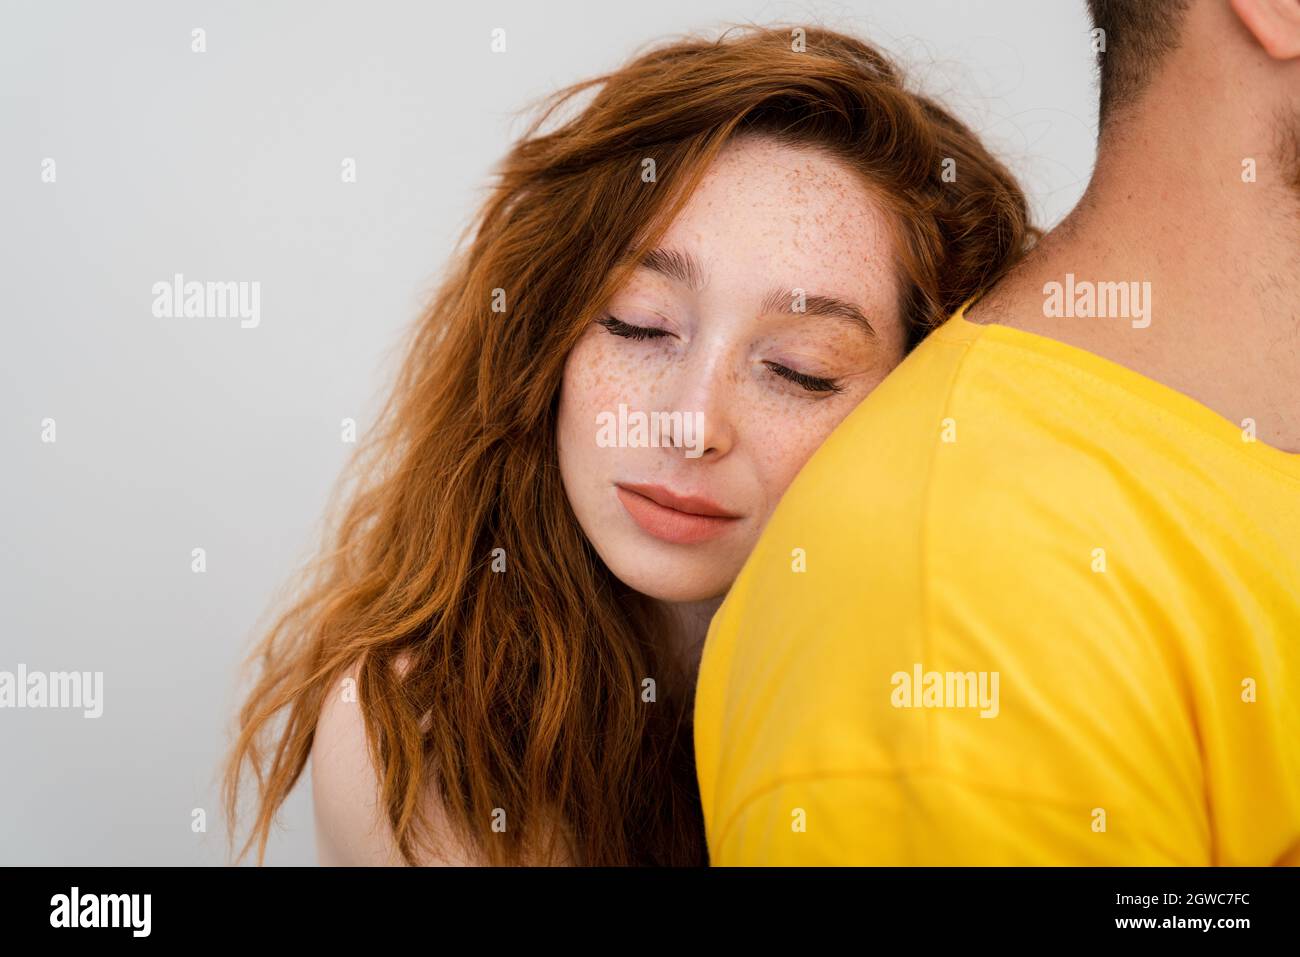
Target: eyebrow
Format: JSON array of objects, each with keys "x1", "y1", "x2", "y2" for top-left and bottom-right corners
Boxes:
[{"x1": 625, "y1": 246, "x2": 876, "y2": 337}]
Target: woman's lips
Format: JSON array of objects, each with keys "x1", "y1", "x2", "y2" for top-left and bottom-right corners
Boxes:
[{"x1": 615, "y1": 483, "x2": 742, "y2": 545}]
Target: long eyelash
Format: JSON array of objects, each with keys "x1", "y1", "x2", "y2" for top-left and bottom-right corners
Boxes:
[
  {"x1": 596, "y1": 315, "x2": 669, "y2": 341},
  {"x1": 764, "y1": 361, "x2": 844, "y2": 395},
  {"x1": 595, "y1": 316, "x2": 839, "y2": 394}
]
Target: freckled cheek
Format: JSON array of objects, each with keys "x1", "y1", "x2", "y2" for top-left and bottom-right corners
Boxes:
[
  {"x1": 563, "y1": 337, "x2": 678, "y2": 417},
  {"x1": 558, "y1": 337, "x2": 682, "y2": 482},
  {"x1": 734, "y1": 398, "x2": 853, "y2": 510}
]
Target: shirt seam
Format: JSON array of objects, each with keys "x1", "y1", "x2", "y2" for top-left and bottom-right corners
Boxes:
[{"x1": 711, "y1": 763, "x2": 1104, "y2": 852}]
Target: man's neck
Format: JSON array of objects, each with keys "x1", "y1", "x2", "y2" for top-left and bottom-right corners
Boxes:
[{"x1": 971, "y1": 70, "x2": 1300, "y2": 452}]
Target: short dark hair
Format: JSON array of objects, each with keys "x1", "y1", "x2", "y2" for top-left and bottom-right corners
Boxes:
[{"x1": 1087, "y1": 0, "x2": 1193, "y2": 124}]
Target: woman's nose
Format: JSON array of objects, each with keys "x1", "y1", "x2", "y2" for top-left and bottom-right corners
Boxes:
[{"x1": 658, "y1": 345, "x2": 738, "y2": 460}]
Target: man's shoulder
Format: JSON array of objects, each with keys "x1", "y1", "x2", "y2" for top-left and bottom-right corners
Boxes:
[
  {"x1": 734, "y1": 311, "x2": 1176, "y2": 647},
  {"x1": 768, "y1": 314, "x2": 1111, "y2": 551},
  {"x1": 766, "y1": 316, "x2": 988, "y2": 520},
  {"x1": 780, "y1": 302, "x2": 1212, "y2": 534}
]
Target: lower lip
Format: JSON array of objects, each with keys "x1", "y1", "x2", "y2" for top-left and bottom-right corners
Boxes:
[{"x1": 615, "y1": 486, "x2": 741, "y2": 545}]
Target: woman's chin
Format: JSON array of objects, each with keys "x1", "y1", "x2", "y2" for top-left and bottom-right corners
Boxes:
[{"x1": 608, "y1": 558, "x2": 736, "y2": 604}]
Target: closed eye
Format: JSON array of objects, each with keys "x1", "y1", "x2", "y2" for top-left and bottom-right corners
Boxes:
[
  {"x1": 764, "y1": 360, "x2": 844, "y2": 395},
  {"x1": 597, "y1": 315, "x2": 841, "y2": 395},
  {"x1": 596, "y1": 315, "x2": 670, "y2": 341}
]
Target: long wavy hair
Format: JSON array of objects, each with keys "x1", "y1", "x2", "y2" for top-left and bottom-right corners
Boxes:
[{"x1": 222, "y1": 23, "x2": 1036, "y2": 867}]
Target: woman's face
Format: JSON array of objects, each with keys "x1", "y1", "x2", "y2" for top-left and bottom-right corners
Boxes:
[{"x1": 557, "y1": 135, "x2": 909, "y2": 602}]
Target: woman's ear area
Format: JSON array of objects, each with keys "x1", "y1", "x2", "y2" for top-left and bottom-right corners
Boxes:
[{"x1": 1230, "y1": 0, "x2": 1300, "y2": 59}]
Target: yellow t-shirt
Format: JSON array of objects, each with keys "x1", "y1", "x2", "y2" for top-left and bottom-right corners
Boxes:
[{"x1": 694, "y1": 307, "x2": 1300, "y2": 865}]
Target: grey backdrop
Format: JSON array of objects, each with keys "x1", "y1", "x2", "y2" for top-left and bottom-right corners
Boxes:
[{"x1": 0, "y1": 0, "x2": 1096, "y2": 865}]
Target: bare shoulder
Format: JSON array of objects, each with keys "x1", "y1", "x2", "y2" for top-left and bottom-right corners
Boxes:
[{"x1": 310, "y1": 656, "x2": 483, "y2": 866}]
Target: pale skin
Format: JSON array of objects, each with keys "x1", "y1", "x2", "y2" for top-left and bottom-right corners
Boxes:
[
  {"x1": 313, "y1": 661, "x2": 479, "y2": 865},
  {"x1": 558, "y1": 134, "x2": 907, "y2": 668},
  {"x1": 312, "y1": 134, "x2": 912, "y2": 864},
  {"x1": 970, "y1": 0, "x2": 1300, "y2": 453}
]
